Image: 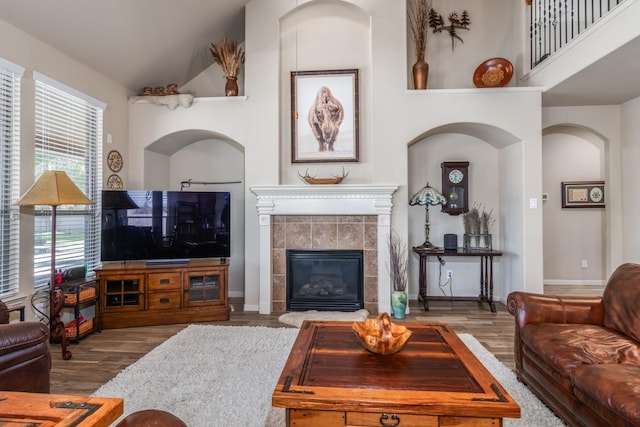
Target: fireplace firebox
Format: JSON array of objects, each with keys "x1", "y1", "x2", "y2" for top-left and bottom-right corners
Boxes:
[{"x1": 286, "y1": 249, "x2": 364, "y2": 312}]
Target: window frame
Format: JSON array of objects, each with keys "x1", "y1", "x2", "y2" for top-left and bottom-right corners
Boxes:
[{"x1": 0, "y1": 58, "x2": 24, "y2": 299}]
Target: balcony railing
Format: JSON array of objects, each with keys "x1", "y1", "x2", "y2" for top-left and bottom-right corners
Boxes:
[{"x1": 530, "y1": 0, "x2": 625, "y2": 68}]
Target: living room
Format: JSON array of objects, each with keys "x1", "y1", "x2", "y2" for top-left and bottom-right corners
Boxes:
[
  {"x1": 1, "y1": 0, "x2": 640, "y2": 425},
  {"x1": 2, "y1": 0, "x2": 639, "y2": 313}
]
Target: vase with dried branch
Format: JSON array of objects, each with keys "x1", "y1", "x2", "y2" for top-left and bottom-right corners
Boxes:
[
  {"x1": 463, "y1": 204, "x2": 494, "y2": 249},
  {"x1": 388, "y1": 231, "x2": 408, "y2": 319},
  {"x1": 408, "y1": 0, "x2": 432, "y2": 89},
  {"x1": 210, "y1": 37, "x2": 245, "y2": 96}
]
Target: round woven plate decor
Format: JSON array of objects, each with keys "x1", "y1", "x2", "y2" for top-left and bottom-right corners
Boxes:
[{"x1": 473, "y1": 58, "x2": 513, "y2": 88}]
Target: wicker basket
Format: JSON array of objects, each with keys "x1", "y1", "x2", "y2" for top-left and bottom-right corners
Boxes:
[
  {"x1": 64, "y1": 287, "x2": 96, "y2": 304},
  {"x1": 65, "y1": 318, "x2": 94, "y2": 339}
]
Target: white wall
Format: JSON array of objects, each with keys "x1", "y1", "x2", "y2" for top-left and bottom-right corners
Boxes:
[
  {"x1": 621, "y1": 97, "x2": 640, "y2": 262},
  {"x1": 542, "y1": 129, "x2": 605, "y2": 282},
  {"x1": 542, "y1": 106, "x2": 623, "y2": 276}
]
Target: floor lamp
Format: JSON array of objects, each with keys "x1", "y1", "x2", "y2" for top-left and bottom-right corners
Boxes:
[
  {"x1": 409, "y1": 183, "x2": 447, "y2": 248},
  {"x1": 16, "y1": 170, "x2": 93, "y2": 360}
]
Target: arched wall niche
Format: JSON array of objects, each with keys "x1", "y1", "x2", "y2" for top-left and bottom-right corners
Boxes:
[
  {"x1": 541, "y1": 123, "x2": 608, "y2": 285},
  {"x1": 142, "y1": 128, "x2": 247, "y2": 299},
  {"x1": 406, "y1": 122, "x2": 528, "y2": 302},
  {"x1": 279, "y1": 0, "x2": 372, "y2": 184}
]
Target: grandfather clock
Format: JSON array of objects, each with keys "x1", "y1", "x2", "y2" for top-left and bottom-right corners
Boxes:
[{"x1": 441, "y1": 161, "x2": 469, "y2": 215}]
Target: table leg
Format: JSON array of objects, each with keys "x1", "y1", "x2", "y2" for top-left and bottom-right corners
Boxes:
[
  {"x1": 488, "y1": 256, "x2": 496, "y2": 312},
  {"x1": 418, "y1": 255, "x2": 429, "y2": 311},
  {"x1": 479, "y1": 256, "x2": 486, "y2": 302}
]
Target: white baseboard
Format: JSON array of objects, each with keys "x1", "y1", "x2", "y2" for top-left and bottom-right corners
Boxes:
[{"x1": 543, "y1": 279, "x2": 605, "y2": 286}]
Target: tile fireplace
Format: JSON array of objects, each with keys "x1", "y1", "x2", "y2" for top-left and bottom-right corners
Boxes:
[{"x1": 251, "y1": 185, "x2": 398, "y2": 314}]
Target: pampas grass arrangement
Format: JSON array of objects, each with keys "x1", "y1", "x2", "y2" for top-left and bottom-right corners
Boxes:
[
  {"x1": 389, "y1": 232, "x2": 408, "y2": 292},
  {"x1": 210, "y1": 37, "x2": 245, "y2": 78},
  {"x1": 408, "y1": 0, "x2": 432, "y2": 62}
]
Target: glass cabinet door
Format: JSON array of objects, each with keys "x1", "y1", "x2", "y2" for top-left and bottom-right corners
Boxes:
[
  {"x1": 185, "y1": 272, "x2": 223, "y2": 306},
  {"x1": 103, "y1": 275, "x2": 144, "y2": 311}
]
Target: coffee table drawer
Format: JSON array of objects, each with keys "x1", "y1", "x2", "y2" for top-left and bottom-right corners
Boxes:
[{"x1": 347, "y1": 411, "x2": 438, "y2": 427}]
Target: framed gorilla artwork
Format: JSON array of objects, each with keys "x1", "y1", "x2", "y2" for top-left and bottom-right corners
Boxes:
[{"x1": 291, "y1": 69, "x2": 359, "y2": 163}]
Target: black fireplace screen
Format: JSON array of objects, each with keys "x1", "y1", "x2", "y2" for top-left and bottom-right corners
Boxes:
[{"x1": 286, "y1": 249, "x2": 364, "y2": 312}]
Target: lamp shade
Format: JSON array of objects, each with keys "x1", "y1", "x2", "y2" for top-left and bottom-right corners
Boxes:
[
  {"x1": 15, "y1": 171, "x2": 93, "y2": 207},
  {"x1": 409, "y1": 183, "x2": 446, "y2": 207}
]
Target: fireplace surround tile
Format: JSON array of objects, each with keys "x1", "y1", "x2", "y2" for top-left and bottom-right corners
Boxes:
[
  {"x1": 271, "y1": 214, "x2": 377, "y2": 312},
  {"x1": 272, "y1": 249, "x2": 285, "y2": 275},
  {"x1": 311, "y1": 223, "x2": 338, "y2": 249}
]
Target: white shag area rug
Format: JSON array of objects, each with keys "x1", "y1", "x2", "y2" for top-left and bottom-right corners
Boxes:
[
  {"x1": 93, "y1": 325, "x2": 564, "y2": 427},
  {"x1": 278, "y1": 309, "x2": 369, "y2": 327}
]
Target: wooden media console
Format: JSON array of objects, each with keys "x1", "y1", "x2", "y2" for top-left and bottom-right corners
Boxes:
[{"x1": 96, "y1": 260, "x2": 229, "y2": 329}]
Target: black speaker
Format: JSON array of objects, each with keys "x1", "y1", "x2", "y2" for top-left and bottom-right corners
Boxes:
[{"x1": 443, "y1": 234, "x2": 458, "y2": 251}]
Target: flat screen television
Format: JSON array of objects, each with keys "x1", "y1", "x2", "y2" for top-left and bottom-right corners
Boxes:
[{"x1": 101, "y1": 190, "x2": 230, "y2": 262}]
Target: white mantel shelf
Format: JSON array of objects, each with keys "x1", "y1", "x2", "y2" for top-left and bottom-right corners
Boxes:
[
  {"x1": 250, "y1": 184, "x2": 399, "y2": 315},
  {"x1": 251, "y1": 184, "x2": 398, "y2": 215}
]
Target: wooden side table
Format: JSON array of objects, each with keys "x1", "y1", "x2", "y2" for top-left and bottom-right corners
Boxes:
[
  {"x1": 0, "y1": 391, "x2": 123, "y2": 426},
  {"x1": 7, "y1": 304, "x2": 25, "y2": 321},
  {"x1": 412, "y1": 246, "x2": 503, "y2": 312}
]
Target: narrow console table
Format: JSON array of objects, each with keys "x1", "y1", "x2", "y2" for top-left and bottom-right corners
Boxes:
[{"x1": 412, "y1": 246, "x2": 502, "y2": 312}]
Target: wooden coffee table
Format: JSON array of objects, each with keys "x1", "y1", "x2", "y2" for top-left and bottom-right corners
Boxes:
[
  {"x1": 0, "y1": 391, "x2": 123, "y2": 426},
  {"x1": 273, "y1": 321, "x2": 520, "y2": 426}
]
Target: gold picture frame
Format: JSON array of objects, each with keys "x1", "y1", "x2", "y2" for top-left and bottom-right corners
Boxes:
[
  {"x1": 561, "y1": 181, "x2": 605, "y2": 208},
  {"x1": 291, "y1": 69, "x2": 359, "y2": 163}
]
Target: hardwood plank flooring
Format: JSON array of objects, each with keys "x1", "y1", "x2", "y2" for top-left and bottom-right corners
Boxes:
[{"x1": 49, "y1": 285, "x2": 605, "y2": 395}]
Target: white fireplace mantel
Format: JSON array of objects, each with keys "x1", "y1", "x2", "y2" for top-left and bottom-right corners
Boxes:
[{"x1": 250, "y1": 184, "x2": 398, "y2": 314}]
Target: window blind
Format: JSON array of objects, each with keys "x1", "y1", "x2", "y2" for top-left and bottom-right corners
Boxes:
[
  {"x1": 34, "y1": 74, "x2": 103, "y2": 288},
  {"x1": 0, "y1": 59, "x2": 23, "y2": 298}
]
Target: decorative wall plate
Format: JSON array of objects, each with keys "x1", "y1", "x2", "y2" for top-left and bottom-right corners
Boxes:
[
  {"x1": 107, "y1": 174, "x2": 123, "y2": 190},
  {"x1": 473, "y1": 58, "x2": 513, "y2": 88},
  {"x1": 107, "y1": 150, "x2": 123, "y2": 172}
]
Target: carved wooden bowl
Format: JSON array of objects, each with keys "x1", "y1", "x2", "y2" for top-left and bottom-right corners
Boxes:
[{"x1": 352, "y1": 312, "x2": 412, "y2": 355}]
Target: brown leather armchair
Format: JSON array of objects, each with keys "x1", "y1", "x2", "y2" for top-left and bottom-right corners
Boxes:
[{"x1": 0, "y1": 299, "x2": 51, "y2": 393}]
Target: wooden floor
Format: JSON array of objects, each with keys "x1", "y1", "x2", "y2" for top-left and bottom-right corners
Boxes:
[{"x1": 49, "y1": 285, "x2": 605, "y2": 395}]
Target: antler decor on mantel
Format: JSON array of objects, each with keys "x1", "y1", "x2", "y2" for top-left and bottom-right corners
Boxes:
[
  {"x1": 428, "y1": 8, "x2": 471, "y2": 51},
  {"x1": 297, "y1": 167, "x2": 349, "y2": 185}
]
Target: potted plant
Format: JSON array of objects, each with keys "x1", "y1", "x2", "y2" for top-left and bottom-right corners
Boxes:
[
  {"x1": 408, "y1": 0, "x2": 432, "y2": 89},
  {"x1": 388, "y1": 231, "x2": 408, "y2": 319},
  {"x1": 209, "y1": 37, "x2": 245, "y2": 96}
]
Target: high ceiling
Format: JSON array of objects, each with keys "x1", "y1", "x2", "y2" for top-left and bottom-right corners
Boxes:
[
  {"x1": 1, "y1": 1, "x2": 638, "y2": 106},
  {"x1": 0, "y1": 0, "x2": 249, "y2": 92}
]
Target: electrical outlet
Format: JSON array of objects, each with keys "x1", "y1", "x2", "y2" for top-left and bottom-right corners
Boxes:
[
  {"x1": 447, "y1": 270, "x2": 453, "y2": 279},
  {"x1": 581, "y1": 259, "x2": 588, "y2": 269}
]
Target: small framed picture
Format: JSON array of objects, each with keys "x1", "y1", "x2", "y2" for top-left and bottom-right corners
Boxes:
[
  {"x1": 291, "y1": 69, "x2": 359, "y2": 163},
  {"x1": 561, "y1": 181, "x2": 605, "y2": 208}
]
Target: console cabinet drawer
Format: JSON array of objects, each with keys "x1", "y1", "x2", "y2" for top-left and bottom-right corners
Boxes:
[
  {"x1": 147, "y1": 291, "x2": 181, "y2": 310},
  {"x1": 147, "y1": 273, "x2": 181, "y2": 291}
]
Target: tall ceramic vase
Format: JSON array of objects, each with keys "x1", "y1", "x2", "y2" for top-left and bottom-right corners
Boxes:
[
  {"x1": 412, "y1": 61, "x2": 429, "y2": 90},
  {"x1": 225, "y1": 76, "x2": 238, "y2": 96},
  {"x1": 391, "y1": 291, "x2": 408, "y2": 319}
]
